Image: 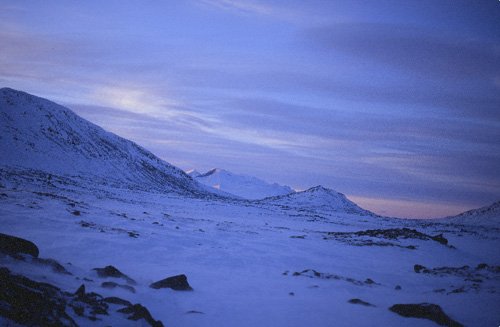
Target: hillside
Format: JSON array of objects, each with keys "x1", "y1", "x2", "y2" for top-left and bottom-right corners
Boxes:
[
  {"x1": 440, "y1": 201, "x2": 500, "y2": 226},
  {"x1": 0, "y1": 88, "x2": 209, "y2": 196},
  {"x1": 258, "y1": 185, "x2": 375, "y2": 216}
]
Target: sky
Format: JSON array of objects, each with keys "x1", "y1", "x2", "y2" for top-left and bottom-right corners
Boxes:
[{"x1": 1, "y1": 0, "x2": 499, "y2": 218}]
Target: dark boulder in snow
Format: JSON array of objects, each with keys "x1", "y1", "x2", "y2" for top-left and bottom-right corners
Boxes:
[
  {"x1": 118, "y1": 304, "x2": 164, "y2": 327},
  {"x1": 389, "y1": 303, "x2": 463, "y2": 327},
  {"x1": 431, "y1": 233, "x2": 448, "y2": 245},
  {"x1": 93, "y1": 265, "x2": 136, "y2": 285},
  {"x1": 150, "y1": 274, "x2": 193, "y2": 291},
  {"x1": 0, "y1": 233, "x2": 39, "y2": 257},
  {"x1": 33, "y1": 257, "x2": 72, "y2": 275},
  {"x1": 414, "y1": 264, "x2": 427, "y2": 273},
  {"x1": 0, "y1": 267, "x2": 77, "y2": 326},
  {"x1": 103, "y1": 296, "x2": 132, "y2": 307},
  {"x1": 348, "y1": 298, "x2": 375, "y2": 307}
]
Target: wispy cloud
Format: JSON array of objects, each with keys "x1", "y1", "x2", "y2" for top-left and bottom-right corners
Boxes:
[
  {"x1": 196, "y1": 0, "x2": 326, "y2": 24},
  {"x1": 199, "y1": 0, "x2": 277, "y2": 16},
  {"x1": 306, "y1": 23, "x2": 500, "y2": 80},
  {"x1": 2, "y1": 0, "x2": 499, "y2": 217}
]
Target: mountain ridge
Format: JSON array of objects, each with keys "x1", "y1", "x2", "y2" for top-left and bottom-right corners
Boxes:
[
  {"x1": 440, "y1": 200, "x2": 500, "y2": 226},
  {"x1": 0, "y1": 87, "x2": 212, "y2": 196},
  {"x1": 258, "y1": 184, "x2": 376, "y2": 216}
]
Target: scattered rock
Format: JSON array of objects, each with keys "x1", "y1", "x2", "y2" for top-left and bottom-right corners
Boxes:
[
  {"x1": 0, "y1": 267, "x2": 77, "y2": 326},
  {"x1": 79, "y1": 220, "x2": 95, "y2": 228},
  {"x1": 0, "y1": 233, "x2": 39, "y2": 257},
  {"x1": 448, "y1": 286, "x2": 466, "y2": 294},
  {"x1": 72, "y1": 284, "x2": 109, "y2": 316},
  {"x1": 289, "y1": 292, "x2": 295, "y2": 296},
  {"x1": 431, "y1": 234, "x2": 448, "y2": 245},
  {"x1": 291, "y1": 269, "x2": 367, "y2": 286},
  {"x1": 389, "y1": 303, "x2": 463, "y2": 327},
  {"x1": 348, "y1": 298, "x2": 375, "y2": 307},
  {"x1": 412, "y1": 263, "x2": 500, "y2": 293},
  {"x1": 93, "y1": 265, "x2": 136, "y2": 285},
  {"x1": 476, "y1": 263, "x2": 488, "y2": 270},
  {"x1": 128, "y1": 231, "x2": 139, "y2": 238},
  {"x1": 326, "y1": 228, "x2": 450, "y2": 247},
  {"x1": 74, "y1": 284, "x2": 86, "y2": 297},
  {"x1": 414, "y1": 264, "x2": 427, "y2": 273},
  {"x1": 33, "y1": 257, "x2": 72, "y2": 275},
  {"x1": 150, "y1": 274, "x2": 193, "y2": 291},
  {"x1": 118, "y1": 304, "x2": 164, "y2": 327},
  {"x1": 103, "y1": 297, "x2": 133, "y2": 307},
  {"x1": 364, "y1": 278, "x2": 376, "y2": 285},
  {"x1": 101, "y1": 281, "x2": 136, "y2": 293},
  {"x1": 186, "y1": 310, "x2": 204, "y2": 314},
  {"x1": 395, "y1": 285, "x2": 402, "y2": 290},
  {"x1": 72, "y1": 210, "x2": 81, "y2": 216},
  {"x1": 413, "y1": 263, "x2": 500, "y2": 277}
]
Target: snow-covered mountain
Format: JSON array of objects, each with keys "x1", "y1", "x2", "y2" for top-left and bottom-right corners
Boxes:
[
  {"x1": 0, "y1": 88, "x2": 210, "y2": 196},
  {"x1": 186, "y1": 169, "x2": 202, "y2": 178},
  {"x1": 1, "y1": 88, "x2": 499, "y2": 327},
  {"x1": 188, "y1": 168, "x2": 294, "y2": 200},
  {"x1": 258, "y1": 185, "x2": 375, "y2": 216},
  {"x1": 441, "y1": 201, "x2": 500, "y2": 226}
]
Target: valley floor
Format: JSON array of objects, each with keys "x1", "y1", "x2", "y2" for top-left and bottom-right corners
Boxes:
[{"x1": 1, "y1": 180, "x2": 499, "y2": 326}]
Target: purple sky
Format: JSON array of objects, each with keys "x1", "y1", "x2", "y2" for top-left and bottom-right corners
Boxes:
[{"x1": 1, "y1": 0, "x2": 499, "y2": 218}]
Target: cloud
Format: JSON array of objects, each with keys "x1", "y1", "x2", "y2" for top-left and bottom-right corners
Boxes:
[
  {"x1": 196, "y1": 0, "x2": 313, "y2": 23},
  {"x1": 306, "y1": 23, "x2": 500, "y2": 80}
]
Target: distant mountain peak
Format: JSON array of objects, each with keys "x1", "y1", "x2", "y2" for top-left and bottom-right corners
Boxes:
[
  {"x1": 306, "y1": 185, "x2": 337, "y2": 193},
  {"x1": 186, "y1": 169, "x2": 201, "y2": 177},
  {"x1": 259, "y1": 185, "x2": 375, "y2": 216},
  {"x1": 190, "y1": 168, "x2": 294, "y2": 200}
]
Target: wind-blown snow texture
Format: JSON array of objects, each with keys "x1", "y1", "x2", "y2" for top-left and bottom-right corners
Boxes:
[
  {"x1": 1, "y1": 88, "x2": 499, "y2": 327},
  {"x1": 189, "y1": 168, "x2": 294, "y2": 200}
]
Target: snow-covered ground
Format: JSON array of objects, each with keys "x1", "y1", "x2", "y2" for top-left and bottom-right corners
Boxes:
[{"x1": 1, "y1": 88, "x2": 499, "y2": 326}]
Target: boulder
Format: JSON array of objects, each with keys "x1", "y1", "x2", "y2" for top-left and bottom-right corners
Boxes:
[
  {"x1": 0, "y1": 233, "x2": 39, "y2": 257},
  {"x1": 389, "y1": 303, "x2": 463, "y2": 327},
  {"x1": 150, "y1": 274, "x2": 193, "y2": 291},
  {"x1": 0, "y1": 267, "x2": 77, "y2": 326},
  {"x1": 348, "y1": 298, "x2": 375, "y2": 307},
  {"x1": 103, "y1": 296, "x2": 132, "y2": 307},
  {"x1": 92, "y1": 265, "x2": 136, "y2": 285},
  {"x1": 118, "y1": 304, "x2": 164, "y2": 327}
]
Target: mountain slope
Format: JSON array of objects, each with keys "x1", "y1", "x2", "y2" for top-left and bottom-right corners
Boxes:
[
  {"x1": 0, "y1": 87, "x2": 208, "y2": 196},
  {"x1": 441, "y1": 201, "x2": 500, "y2": 226},
  {"x1": 189, "y1": 168, "x2": 294, "y2": 200},
  {"x1": 258, "y1": 185, "x2": 375, "y2": 216}
]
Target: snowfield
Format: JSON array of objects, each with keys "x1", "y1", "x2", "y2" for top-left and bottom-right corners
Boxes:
[{"x1": 1, "y1": 88, "x2": 499, "y2": 327}]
